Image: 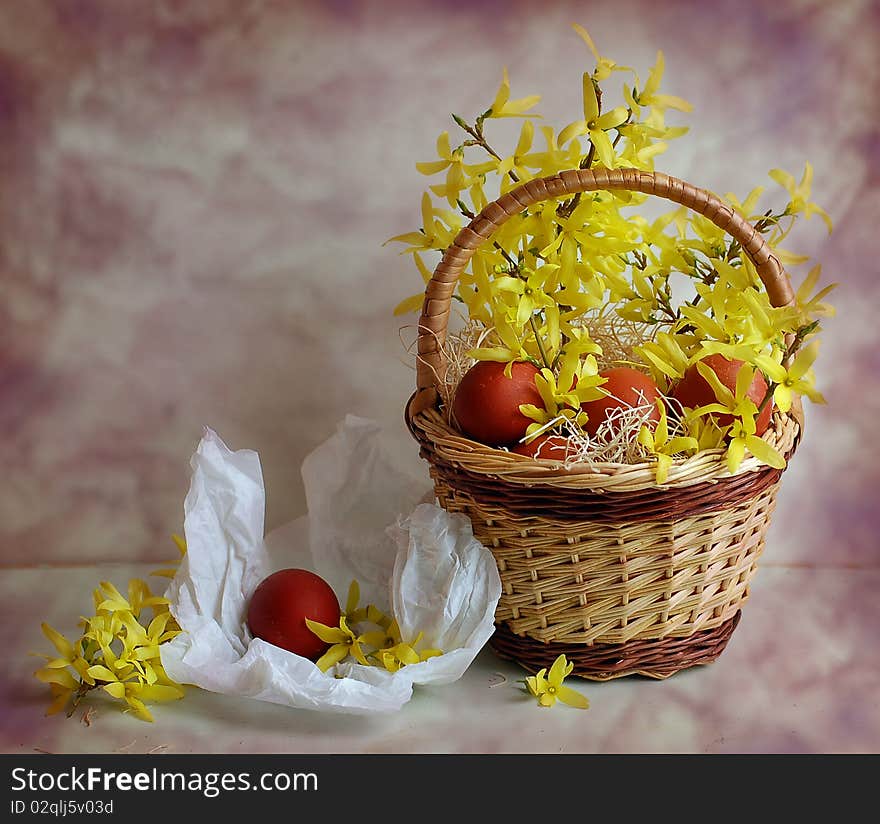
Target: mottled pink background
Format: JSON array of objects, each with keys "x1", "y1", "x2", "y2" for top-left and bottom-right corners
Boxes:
[
  {"x1": 3, "y1": 0, "x2": 877, "y2": 568},
  {"x1": 1, "y1": 0, "x2": 878, "y2": 755}
]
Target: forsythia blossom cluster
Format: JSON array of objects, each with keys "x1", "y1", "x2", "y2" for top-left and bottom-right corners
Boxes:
[
  {"x1": 389, "y1": 23, "x2": 835, "y2": 477},
  {"x1": 306, "y1": 581, "x2": 443, "y2": 673},
  {"x1": 33, "y1": 536, "x2": 187, "y2": 722}
]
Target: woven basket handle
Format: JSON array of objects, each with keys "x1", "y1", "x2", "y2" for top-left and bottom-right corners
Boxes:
[{"x1": 408, "y1": 166, "x2": 795, "y2": 417}]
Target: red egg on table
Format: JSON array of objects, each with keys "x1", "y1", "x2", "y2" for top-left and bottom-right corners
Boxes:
[{"x1": 246, "y1": 568, "x2": 341, "y2": 660}]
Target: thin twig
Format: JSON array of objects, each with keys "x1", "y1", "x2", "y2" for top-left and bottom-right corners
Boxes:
[
  {"x1": 755, "y1": 322, "x2": 815, "y2": 413},
  {"x1": 529, "y1": 314, "x2": 551, "y2": 369},
  {"x1": 453, "y1": 113, "x2": 519, "y2": 184}
]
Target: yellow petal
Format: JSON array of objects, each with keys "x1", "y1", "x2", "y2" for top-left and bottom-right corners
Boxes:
[
  {"x1": 796, "y1": 264, "x2": 821, "y2": 303},
  {"x1": 416, "y1": 159, "x2": 450, "y2": 176},
  {"x1": 99, "y1": 581, "x2": 128, "y2": 605},
  {"x1": 650, "y1": 93, "x2": 693, "y2": 112},
  {"x1": 557, "y1": 685, "x2": 590, "y2": 709},
  {"x1": 96, "y1": 599, "x2": 130, "y2": 614},
  {"x1": 790, "y1": 340, "x2": 820, "y2": 381},
  {"x1": 141, "y1": 662, "x2": 158, "y2": 685},
  {"x1": 735, "y1": 362, "x2": 756, "y2": 401},
  {"x1": 558, "y1": 120, "x2": 589, "y2": 147},
  {"x1": 138, "y1": 684, "x2": 184, "y2": 702},
  {"x1": 358, "y1": 630, "x2": 388, "y2": 648},
  {"x1": 314, "y1": 644, "x2": 350, "y2": 672},
  {"x1": 640, "y1": 348, "x2": 683, "y2": 381},
  {"x1": 642, "y1": 51, "x2": 664, "y2": 97},
  {"x1": 384, "y1": 231, "x2": 429, "y2": 249},
  {"x1": 548, "y1": 654, "x2": 569, "y2": 686},
  {"x1": 754, "y1": 354, "x2": 787, "y2": 384},
  {"x1": 124, "y1": 695, "x2": 154, "y2": 722},
  {"x1": 665, "y1": 436, "x2": 699, "y2": 454},
  {"x1": 436, "y1": 131, "x2": 451, "y2": 160},
  {"x1": 41, "y1": 623, "x2": 74, "y2": 660},
  {"x1": 589, "y1": 127, "x2": 616, "y2": 168},
  {"x1": 769, "y1": 168, "x2": 796, "y2": 194},
  {"x1": 146, "y1": 612, "x2": 171, "y2": 640},
  {"x1": 571, "y1": 23, "x2": 602, "y2": 63},
  {"x1": 773, "y1": 247, "x2": 811, "y2": 266},
  {"x1": 726, "y1": 438, "x2": 747, "y2": 475},
  {"x1": 34, "y1": 667, "x2": 78, "y2": 690},
  {"x1": 488, "y1": 67, "x2": 541, "y2": 118},
  {"x1": 801, "y1": 385, "x2": 826, "y2": 404},
  {"x1": 420, "y1": 191, "x2": 433, "y2": 235},
  {"x1": 655, "y1": 403, "x2": 669, "y2": 444},
  {"x1": 490, "y1": 67, "x2": 511, "y2": 112},
  {"x1": 809, "y1": 203, "x2": 834, "y2": 233},
  {"x1": 350, "y1": 641, "x2": 372, "y2": 667},
  {"x1": 696, "y1": 361, "x2": 736, "y2": 407},
  {"x1": 45, "y1": 689, "x2": 72, "y2": 716},
  {"x1": 595, "y1": 106, "x2": 629, "y2": 130},
  {"x1": 799, "y1": 161, "x2": 814, "y2": 192},
  {"x1": 515, "y1": 119, "x2": 535, "y2": 156},
  {"x1": 133, "y1": 645, "x2": 161, "y2": 662},
  {"x1": 305, "y1": 619, "x2": 347, "y2": 645},
  {"x1": 655, "y1": 453, "x2": 673, "y2": 485},
  {"x1": 87, "y1": 664, "x2": 118, "y2": 682},
  {"x1": 345, "y1": 580, "x2": 361, "y2": 616},
  {"x1": 582, "y1": 72, "x2": 599, "y2": 121},
  {"x1": 393, "y1": 293, "x2": 424, "y2": 316},
  {"x1": 103, "y1": 682, "x2": 126, "y2": 699},
  {"x1": 773, "y1": 383, "x2": 792, "y2": 414},
  {"x1": 366, "y1": 605, "x2": 392, "y2": 630},
  {"x1": 466, "y1": 346, "x2": 516, "y2": 363},
  {"x1": 516, "y1": 293, "x2": 536, "y2": 328},
  {"x1": 40, "y1": 656, "x2": 72, "y2": 669},
  {"x1": 375, "y1": 652, "x2": 397, "y2": 672},
  {"x1": 395, "y1": 644, "x2": 422, "y2": 666},
  {"x1": 745, "y1": 436, "x2": 787, "y2": 469},
  {"x1": 518, "y1": 404, "x2": 549, "y2": 424}
]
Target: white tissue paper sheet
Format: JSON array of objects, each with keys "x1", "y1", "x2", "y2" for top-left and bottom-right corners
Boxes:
[{"x1": 160, "y1": 418, "x2": 502, "y2": 714}]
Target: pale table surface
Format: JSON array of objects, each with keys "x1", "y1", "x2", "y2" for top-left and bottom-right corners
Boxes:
[{"x1": 3, "y1": 560, "x2": 878, "y2": 755}]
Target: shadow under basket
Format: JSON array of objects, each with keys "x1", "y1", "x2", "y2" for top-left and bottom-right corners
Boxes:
[{"x1": 404, "y1": 167, "x2": 805, "y2": 681}]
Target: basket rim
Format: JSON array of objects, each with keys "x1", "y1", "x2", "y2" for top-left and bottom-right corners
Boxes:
[{"x1": 408, "y1": 399, "x2": 802, "y2": 493}]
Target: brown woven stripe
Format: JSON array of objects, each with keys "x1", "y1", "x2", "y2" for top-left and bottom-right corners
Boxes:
[
  {"x1": 490, "y1": 610, "x2": 741, "y2": 681},
  {"x1": 419, "y1": 439, "x2": 789, "y2": 524}
]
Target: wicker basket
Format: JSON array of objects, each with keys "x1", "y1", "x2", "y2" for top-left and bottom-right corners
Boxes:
[{"x1": 404, "y1": 167, "x2": 804, "y2": 681}]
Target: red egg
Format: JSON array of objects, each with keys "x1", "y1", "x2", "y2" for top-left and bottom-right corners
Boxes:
[
  {"x1": 452, "y1": 360, "x2": 544, "y2": 446},
  {"x1": 580, "y1": 367, "x2": 663, "y2": 437},
  {"x1": 247, "y1": 568, "x2": 341, "y2": 660},
  {"x1": 510, "y1": 434, "x2": 572, "y2": 461},
  {"x1": 671, "y1": 354, "x2": 772, "y2": 435}
]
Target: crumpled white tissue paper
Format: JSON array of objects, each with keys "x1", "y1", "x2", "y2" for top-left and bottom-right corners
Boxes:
[{"x1": 160, "y1": 417, "x2": 502, "y2": 714}]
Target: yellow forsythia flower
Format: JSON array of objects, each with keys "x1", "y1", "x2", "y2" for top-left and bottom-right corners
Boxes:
[{"x1": 524, "y1": 654, "x2": 590, "y2": 709}]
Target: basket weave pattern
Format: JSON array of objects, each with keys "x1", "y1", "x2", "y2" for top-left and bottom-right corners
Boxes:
[
  {"x1": 405, "y1": 168, "x2": 802, "y2": 680},
  {"x1": 433, "y1": 470, "x2": 779, "y2": 645}
]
